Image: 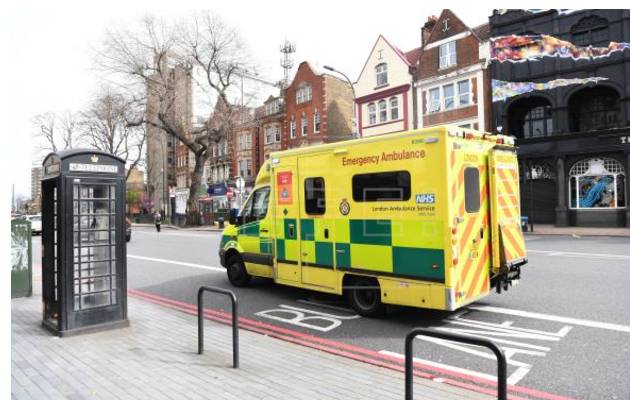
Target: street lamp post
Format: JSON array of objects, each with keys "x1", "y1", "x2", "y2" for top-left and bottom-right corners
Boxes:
[{"x1": 323, "y1": 65, "x2": 358, "y2": 139}]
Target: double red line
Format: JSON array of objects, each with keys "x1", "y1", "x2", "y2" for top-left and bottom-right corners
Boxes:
[{"x1": 128, "y1": 288, "x2": 575, "y2": 400}]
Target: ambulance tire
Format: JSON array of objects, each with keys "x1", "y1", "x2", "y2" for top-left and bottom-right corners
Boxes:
[
  {"x1": 347, "y1": 277, "x2": 386, "y2": 318},
  {"x1": 226, "y1": 255, "x2": 251, "y2": 287}
]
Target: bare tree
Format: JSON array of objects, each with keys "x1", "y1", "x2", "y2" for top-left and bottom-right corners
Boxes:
[
  {"x1": 96, "y1": 12, "x2": 256, "y2": 225},
  {"x1": 33, "y1": 110, "x2": 78, "y2": 155},
  {"x1": 79, "y1": 87, "x2": 146, "y2": 181}
]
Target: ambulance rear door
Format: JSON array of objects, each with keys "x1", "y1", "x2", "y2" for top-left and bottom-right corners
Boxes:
[{"x1": 488, "y1": 148, "x2": 527, "y2": 274}]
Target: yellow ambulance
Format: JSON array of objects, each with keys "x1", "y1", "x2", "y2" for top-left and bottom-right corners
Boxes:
[{"x1": 219, "y1": 125, "x2": 527, "y2": 316}]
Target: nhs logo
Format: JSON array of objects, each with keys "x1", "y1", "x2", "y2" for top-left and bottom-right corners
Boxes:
[{"x1": 415, "y1": 193, "x2": 435, "y2": 204}]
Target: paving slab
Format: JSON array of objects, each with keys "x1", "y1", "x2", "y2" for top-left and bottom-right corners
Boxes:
[{"x1": 11, "y1": 293, "x2": 493, "y2": 400}]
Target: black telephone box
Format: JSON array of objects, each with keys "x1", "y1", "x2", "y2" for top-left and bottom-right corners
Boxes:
[{"x1": 41, "y1": 149, "x2": 129, "y2": 336}]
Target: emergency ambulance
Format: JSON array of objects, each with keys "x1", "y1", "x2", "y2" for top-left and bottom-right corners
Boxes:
[{"x1": 219, "y1": 125, "x2": 527, "y2": 317}]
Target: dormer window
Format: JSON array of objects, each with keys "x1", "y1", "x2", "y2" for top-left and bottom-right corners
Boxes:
[
  {"x1": 439, "y1": 41, "x2": 456, "y2": 69},
  {"x1": 375, "y1": 63, "x2": 388, "y2": 87},
  {"x1": 296, "y1": 83, "x2": 312, "y2": 104}
]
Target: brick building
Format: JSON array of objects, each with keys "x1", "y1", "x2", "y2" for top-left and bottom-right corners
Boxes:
[
  {"x1": 354, "y1": 35, "x2": 419, "y2": 137},
  {"x1": 259, "y1": 95, "x2": 284, "y2": 161},
  {"x1": 145, "y1": 59, "x2": 193, "y2": 217},
  {"x1": 490, "y1": 9, "x2": 630, "y2": 227},
  {"x1": 283, "y1": 61, "x2": 354, "y2": 149},
  {"x1": 415, "y1": 10, "x2": 491, "y2": 131},
  {"x1": 234, "y1": 107, "x2": 262, "y2": 193}
]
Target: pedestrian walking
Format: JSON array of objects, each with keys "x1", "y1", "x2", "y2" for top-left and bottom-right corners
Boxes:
[{"x1": 154, "y1": 211, "x2": 162, "y2": 233}]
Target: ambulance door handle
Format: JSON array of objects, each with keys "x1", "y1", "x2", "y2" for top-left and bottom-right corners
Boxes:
[
  {"x1": 480, "y1": 227, "x2": 484, "y2": 239},
  {"x1": 260, "y1": 228, "x2": 269, "y2": 233},
  {"x1": 324, "y1": 228, "x2": 329, "y2": 239}
]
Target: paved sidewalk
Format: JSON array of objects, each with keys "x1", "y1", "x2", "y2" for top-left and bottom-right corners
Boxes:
[
  {"x1": 11, "y1": 294, "x2": 492, "y2": 400},
  {"x1": 525, "y1": 224, "x2": 630, "y2": 237}
]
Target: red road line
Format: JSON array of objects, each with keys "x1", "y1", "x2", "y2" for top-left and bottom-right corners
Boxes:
[{"x1": 128, "y1": 288, "x2": 576, "y2": 400}]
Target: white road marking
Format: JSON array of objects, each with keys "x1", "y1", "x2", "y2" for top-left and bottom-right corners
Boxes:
[
  {"x1": 256, "y1": 304, "x2": 359, "y2": 332},
  {"x1": 378, "y1": 350, "x2": 498, "y2": 383},
  {"x1": 527, "y1": 249, "x2": 630, "y2": 260},
  {"x1": 127, "y1": 254, "x2": 224, "y2": 272},
  {"x1": 133, "y1": 229, "x2": 219, "y2": 238},
  {"x1": 296, "y1": 299, "x2": 356, "y2": 314},
  {"x1": 469, "y1": 305, "x2": 630, "y2": 333}
]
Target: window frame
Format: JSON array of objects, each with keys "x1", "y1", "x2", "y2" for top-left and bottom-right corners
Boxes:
[
  {"x1": 428, "y1": 88, "x2": 441, "y2": 113},
  {"x1": 313, "y1": 110, "x2": 320, "y2": 133},
  {"x1": 290, "y1": 116, "x2": 296, "y2": 139},
  {"x1": 458, "y1": 80, "x2": 470, "y2": 106},
  {"x1": 439, "y1": 41, "x2": 457, "y2": 69},
  {"x1": 301, "y1": 113, "x2": 308, "y2": 136},
  {"x1": 375, "y1": 63, "x2": 388, "y2": 87},
  {"x1": 443, "y1": 84, "x2": 455, "y2": 110},
  {"x1": 352, "y1": 170, "x2": 411, "y2": 202},
  {"x1": 368, "y1": 103, "x2": 376, "y2": 125},
  {"x1": 464, "y1": 167, "x2": 480, "y2": 213},
  {"x1": 378, "y1": 100, "x2": 387, "y2": 123},
  {"x1": 304, "y1": 177, "x2": 326, "y2": 215},
  {"x1": 389, "y1": 97, "x2": 399, "y2": 120}
]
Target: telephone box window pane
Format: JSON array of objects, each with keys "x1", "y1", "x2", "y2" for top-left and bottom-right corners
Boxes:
[
  {"x1": 464, "y1": 167, "x2": 480, "y2": 213},
  {"x1": 81, "y1": 292, "x2": 111, "y2": 309}
]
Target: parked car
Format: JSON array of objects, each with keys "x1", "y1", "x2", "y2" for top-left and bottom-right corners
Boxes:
[
  {"x1": 27, "y1": 214, "x2": 42, "y2": 235},
  {"x1": 126, "y1": 217, "x2": 132, "y2": 242}
]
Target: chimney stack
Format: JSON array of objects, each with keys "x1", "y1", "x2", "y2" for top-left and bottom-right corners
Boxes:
[{"x1": 421, "y1": 15, "x2": 438, "y2": 46}]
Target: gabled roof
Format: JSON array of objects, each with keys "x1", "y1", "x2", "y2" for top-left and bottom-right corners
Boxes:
[
  {"x1": 471, "y1": 23, "x2": 491, "y2": 41},
  {"x1": 422, "y1": 9, "x2": 486, "y2": 48},
  {"x1": 355, "y1": 34, "x2": 416, "y2": 83},
  {"x1": 404, "y1": 47, "x2": 423, "y2": 66}
]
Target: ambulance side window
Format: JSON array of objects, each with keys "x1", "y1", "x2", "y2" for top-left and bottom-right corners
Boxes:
[
  {"x1": 352, "y1": 171, "x2": 411, "y2": 202},
  {"x1": 304, "y1": 177, "x2": 326, "y2": 215},
  {"x1": 464, "y1": 167, "x2": 480, "y2": 213},
  {"x1": 251, "y1": 187, "x2": 271, "y2": 220}
]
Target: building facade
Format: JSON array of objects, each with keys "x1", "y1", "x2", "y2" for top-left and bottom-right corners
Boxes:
[
  {"x1": 354, "y1": 35, "x2": 419, "y2": 137},
  {"x1": 283, "y1": 61, "x2": 354, "y2": 149},
  {"x1": 30, "y1": 166, "x2": 43, "y2": 210},
  {"x1": 415, "y1": 10, "x2": 491, "y2": 131},
  {"x1": 145, "y1": 61, "x2": 193, "y2": 217},
  {"x1": 259, "y1": 95, "x2": 284, "y2": 161},
  {"x1": 490, "y1": 9, "x2": 630, "y2": 227}
]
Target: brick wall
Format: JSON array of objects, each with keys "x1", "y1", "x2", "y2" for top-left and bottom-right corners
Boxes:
[
  {"x1": 324, "y1": 75, "x2": 353, "y2": 141},
  {"x1": 283, "y1": 62, "x2": 326, "y2": 149}
]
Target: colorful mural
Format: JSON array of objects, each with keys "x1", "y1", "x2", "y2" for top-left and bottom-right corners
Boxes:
[
  {"x1": 492, "y1": 77, "x2": 608, "y2": 102},
  {"x1": 491, "y1": 34, "x2": 630, "y2": 62}
]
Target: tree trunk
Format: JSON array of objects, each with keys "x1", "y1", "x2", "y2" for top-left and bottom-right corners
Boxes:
[{"x1": 186, "y1": 151, "x2": 207, "y2": 226}]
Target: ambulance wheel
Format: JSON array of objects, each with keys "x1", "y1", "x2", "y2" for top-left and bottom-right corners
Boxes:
[
  {"x1": 347, "y1": 277, "x2": 386, "y2": 317},
  {"x1": 226, "y1": 256, "x2": 251, "y2": 287}
]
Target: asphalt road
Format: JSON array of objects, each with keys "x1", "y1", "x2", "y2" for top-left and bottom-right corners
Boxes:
[{"x1": 123, "y1": 228, "x2": 630, "y2": 399}]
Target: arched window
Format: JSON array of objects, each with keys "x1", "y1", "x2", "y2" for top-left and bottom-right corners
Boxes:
[
  {"x1": 508, "y1": 97, "x2": 553, "y2": 139},
  {"x1": 569, "y1": 86, "x2": 621, "y2": 132},
  {"x1": 368, "y1": 103, "x2": 376, "y2": 125},
  {"x1": 389, "y1": 97, "x2": 399, "y2": 120},
  {"x1": 375, "y1": 63, "x2": 388, "y2": 86},
  {"x1": 569, "y1": 158, "x2": 625, "y2": 209},
  {"x1": 571, "y1": 15, "x2": 609, "y2": 46},
  {"x1": 378, "y1": 100, "x2": 387, "y2": 123}
]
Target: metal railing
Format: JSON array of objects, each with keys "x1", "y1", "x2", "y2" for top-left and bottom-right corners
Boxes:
[
  {"x1": 405, "y1": 328, "x2": 507, "y2": 400},
  {"x1": 197, "y1": 286, "x2": 239, "y2": 368}
]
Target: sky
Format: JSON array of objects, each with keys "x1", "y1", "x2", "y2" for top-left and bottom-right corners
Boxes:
[
  {"x1": 1, "y1": 1, "x2": 497, "y2": 199},
  {"x1": 8, "y1": 1, "x2": 618, "y2": 201}
]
